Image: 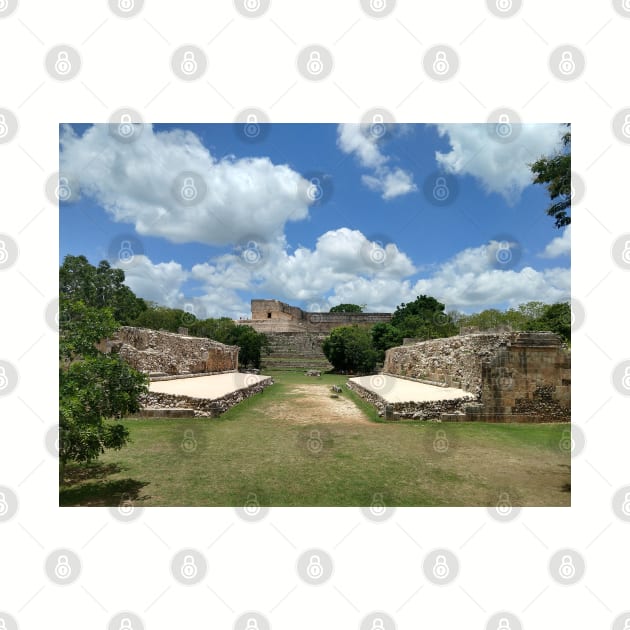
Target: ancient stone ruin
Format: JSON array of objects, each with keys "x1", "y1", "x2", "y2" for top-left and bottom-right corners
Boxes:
[
  {"x1": 102, "y1": 326, "x2": 239, "y2": 376},
  {"x1": 360, "y1": 331, "x2": 570, "y2": 422},
  {"x1": 237, "y1": 299, "x2": 392, "y2": 334}
]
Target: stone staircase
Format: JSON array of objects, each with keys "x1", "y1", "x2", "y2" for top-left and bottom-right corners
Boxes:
[{"x1": 261, "y1": 332, "x2": 332, "y2": 372}]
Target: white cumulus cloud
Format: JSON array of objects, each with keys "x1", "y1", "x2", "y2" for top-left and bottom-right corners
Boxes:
[
  {"x1": 435, "y1": 123, "x2": 566, "y2": 203},
  {"x1": 337, "y1": 124, "x2": 417, "y2": 200},
  {"x1": 60, "y1": 124, "x2": 313, "y2": 246},
  {"x1": 539, "y1": 226, "x2": 571, "y2": 258}
]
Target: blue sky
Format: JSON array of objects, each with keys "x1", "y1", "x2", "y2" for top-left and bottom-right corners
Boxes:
[{"x1": 59, "y1": 122, "x2": 570, "y2": 319}]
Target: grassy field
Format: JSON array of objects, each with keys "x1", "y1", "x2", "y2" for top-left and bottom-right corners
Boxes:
[{"x1": 60, "y1": 369, "x2": 571, "y2": 507}]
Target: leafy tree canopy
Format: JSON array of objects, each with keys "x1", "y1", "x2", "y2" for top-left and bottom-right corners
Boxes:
[
  {"x1": 329, "y1": 303, "x2": 364, "y2": 313},
  {"x1": 530, "y1": 125, "x2": 571, "y2": 228}
]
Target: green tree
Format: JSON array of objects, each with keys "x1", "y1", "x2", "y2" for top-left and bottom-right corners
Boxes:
[
  {"x1": 371, "y1": 322, "x2": 403, "y2": 363},
  {"x1": 526, "y1": 301, "x2": 571, "y2": 343},
  {"x1": 133, "y1": 303, "x2": 193, "y2": 332},
  {"x1": 59, "y1": 297, "x2": 147, "y2": 483},
  {"x1": 329, "y1": 303, "x2": 363, "y2": 313},
  {"x1": 322, "y1": 326, "x2": 378, "y2": 374},
  {"x1": 390, "y1": 295, "x2": 458, "y2": 340},
  {"x1": 60, "y1": 255, "x2": 147, "y2": 324},
  {"x1": 530, "y1": 126, "x2": 571, "y2": 228}
]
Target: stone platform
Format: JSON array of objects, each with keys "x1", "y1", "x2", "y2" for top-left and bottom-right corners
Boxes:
[{"x1": 141, "y1": 373, "x2": 273, "y2": 418}]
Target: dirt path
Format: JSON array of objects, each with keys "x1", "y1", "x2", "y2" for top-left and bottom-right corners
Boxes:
[{"x1": 263, "y1": 384, "x2": 371, "y2": 425}]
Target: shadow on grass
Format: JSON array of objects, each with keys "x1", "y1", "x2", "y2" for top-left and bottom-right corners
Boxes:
[{"x1": 60, "y1": 462, "x2": 150, "y2": 507}]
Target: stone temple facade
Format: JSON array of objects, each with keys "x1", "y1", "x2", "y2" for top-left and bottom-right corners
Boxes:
[
  {"x1": 236, "y1": 299, "x2": 392, "y2": 334},
  {"x1": 383, "y1": 331, "x2": 570, "y2": 422}
]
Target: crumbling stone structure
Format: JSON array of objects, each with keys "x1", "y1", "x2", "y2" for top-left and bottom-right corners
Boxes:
[
  {"x1": 102, "y1": 326, "x2": 239, "y2": 376},
  {"x1": 237, "y1": 299, "x2": 392, "y2": 334},
  {"x1": 383, "y1": 332, "x2": 570, "y2": 422}
]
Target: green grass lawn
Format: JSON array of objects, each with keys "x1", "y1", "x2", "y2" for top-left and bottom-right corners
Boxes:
[{"x1": 60, "y1": 369, "x2": 571, "y2": 507}]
